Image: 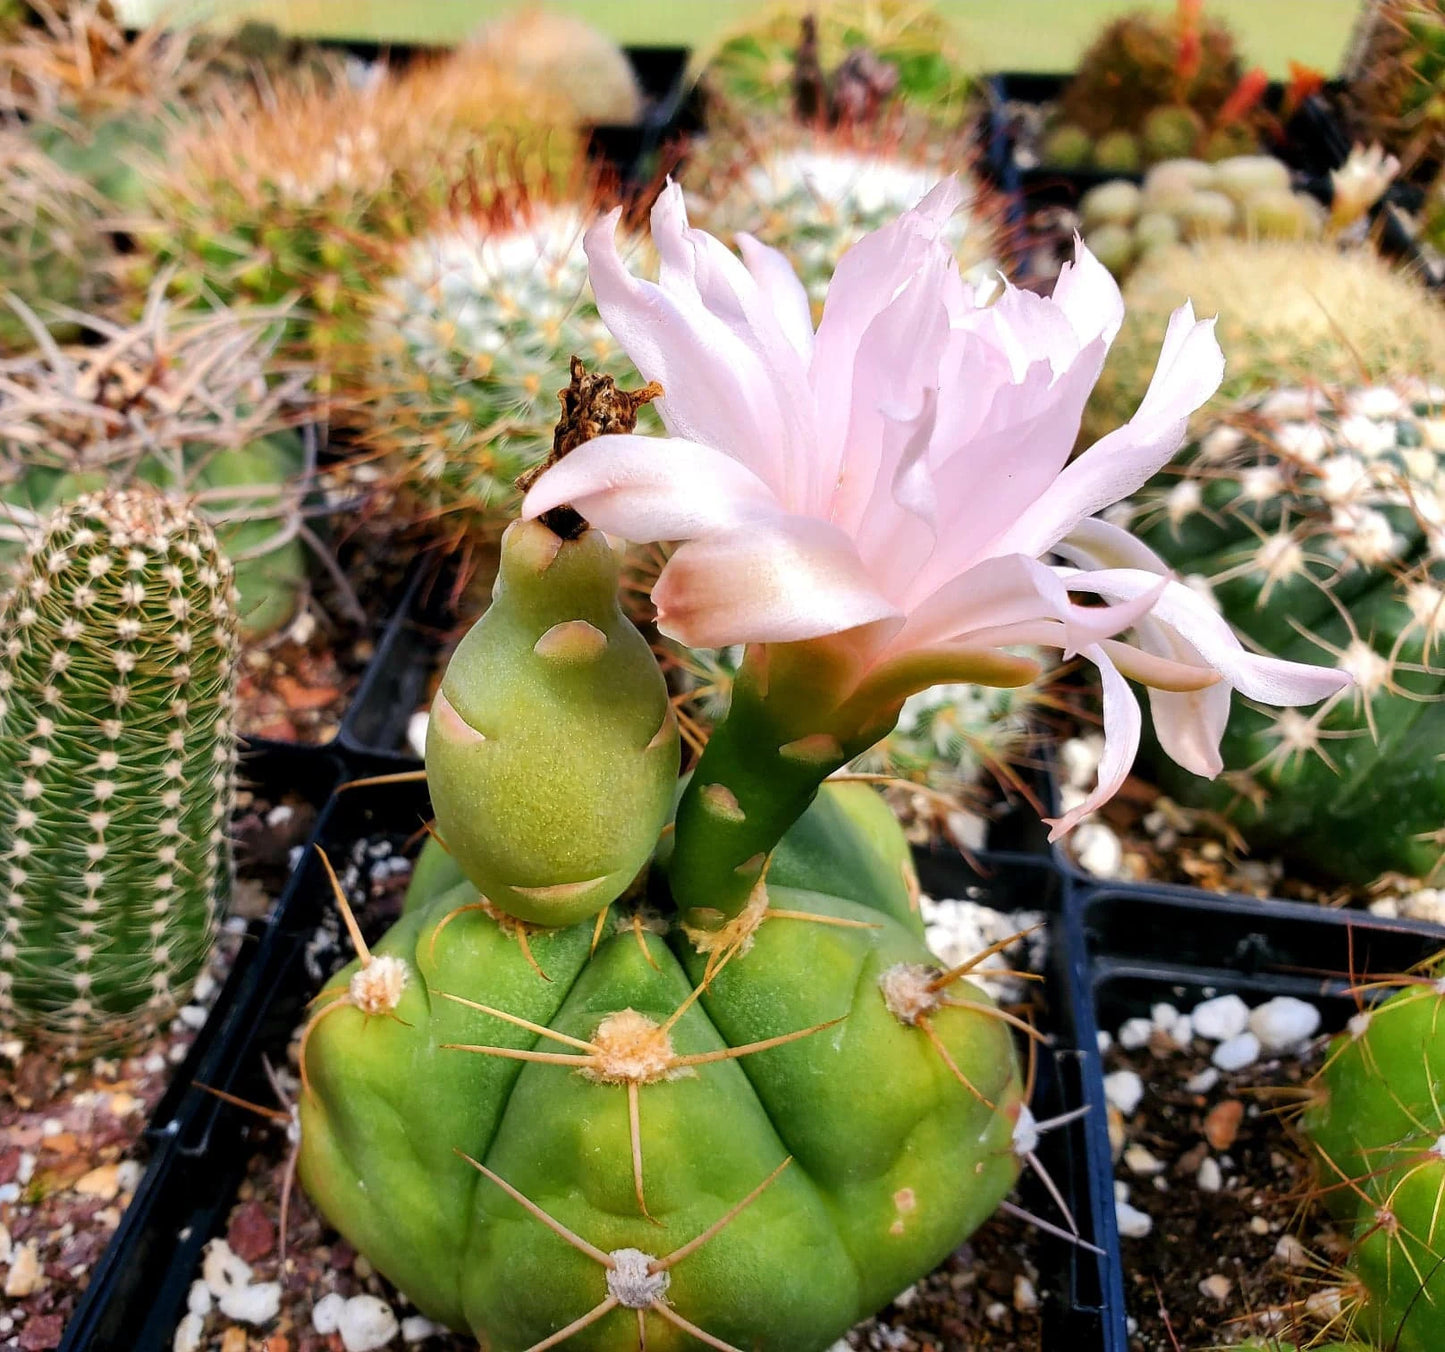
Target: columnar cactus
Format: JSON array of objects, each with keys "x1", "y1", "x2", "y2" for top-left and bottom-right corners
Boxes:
[
  {"x1": 360, "y1": 194, "x2": 653, "y2": 550},
  {"x1": 1122, "y1": 384, "x2": 1445, "y2": 884},
  {"x1": 1301, "y1": 971, "x2": 1445, "y2": 1351},
  {"x1": 0, "y1": 487, "x2": 239, "y2": 1053}
]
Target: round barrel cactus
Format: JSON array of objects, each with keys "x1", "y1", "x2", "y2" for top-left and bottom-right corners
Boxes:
[
  {"x1": 1302, "y1": 973, "x2": 1445, "y2": 1352},
  {"x1": 0, "y1": 487, "x2": 239, "y2": 1052},
  {"x1": 1123, "y1": 384, "x2": 1445, "y2": 885},
  {"x1": 298, "y1": 780, "x2": 1023, "y2": 1352}
]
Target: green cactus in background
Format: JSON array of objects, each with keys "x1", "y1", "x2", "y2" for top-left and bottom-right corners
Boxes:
[
  {"x1": 1343, "y1": 0, "x2": 1445, "y2": 182},
  {"x1": 1301, "y1": 970, "x2": 1445, "y2": 1351},
  {"x1": 681, "y1": 114, "x2": 1005, "y2": 314},
  {"x1": 1124, "y1": 384, "x2": 1445, "y2": 885},
  {"x1": 298, "y1": 773, "x2": 1023, "y2": 1351},
  {"x1": 0, "y1": 130, "x2": 110, "y2": 353},
  {"x1": 694, "y1": 0, "x2": 976, "y2": 125},
  {"x1": 0, "y1": 299, "x2": 313, "y2": 641},
  {"x1": 359, "y1": 192, "x2": 654, "y2": 553},
  {"x1": 0, "y1": 487, "x2": 239, "y2": 1053},
  {"x1": 1085, "y1": 240, "x2": 1445, "y2": 441}
]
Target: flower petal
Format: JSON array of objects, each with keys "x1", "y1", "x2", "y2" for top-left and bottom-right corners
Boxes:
[
  {"x1": 652, "y1": 517, "x2": 902, "y2": 648},
  {"x1": 990, "y1": 304, "x2": 1225, "y2": 558},
  {"x1": 521, "y1": 434, "x2": 783, "y2": 541},
  {"x1": 1046, "y1": 644, "x2": 1141, "y2": 839},
  {"x1": 736, "y1": 232, "x2": 815, "y2": 364},
  {"x1": 1050, "y1": 236, "x2": 1126, "y2": 350}
]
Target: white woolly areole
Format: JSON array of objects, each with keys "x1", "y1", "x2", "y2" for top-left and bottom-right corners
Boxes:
[
  {"x1": 878, "y1": 962, "x2": 942, "y2": 1026},
  {"x1": 349, "y1": 955, "x2": 408, "y2": 1015},
  {"x1": 1012, "y1": 1104, "x2": 1039, "y2": 1156},
  {"x1": 606, "y1": 1249, "x2": 669, "y2": 1309}
]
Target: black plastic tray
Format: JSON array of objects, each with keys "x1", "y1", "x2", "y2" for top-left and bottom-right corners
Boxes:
[
  {"x1": 1078, "y1": 883, "x2": 1445, "y2": 1352},
  {"x1": 60, "y1": 765, "x2": 1110, "y2": 1351}
]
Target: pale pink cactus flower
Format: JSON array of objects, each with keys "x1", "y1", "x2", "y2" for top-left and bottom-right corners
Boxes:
[{"x1": 523, "y1": 179, "x2": 1351, "y2": 836}]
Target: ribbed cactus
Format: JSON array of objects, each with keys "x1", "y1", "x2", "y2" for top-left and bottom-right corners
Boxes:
[
  {"x1": 1301, "y1": 970, "x2": 1445, "y2": 1351},
  {"x1": 1123, "y1": 384, "x2": 1444, "y2": 885},
  {"x1": 1085, "y1": 240, "x2": 1445, "y2": 441},
  {"x1": 0, "y1": 300, "x2": 312, "y2": 641},
  {"x1": 695, "y1": 0, "x2": 976, "y2": 125},
  {"x1": 681, "y1": 116, "x2": 1004, "y2": 313},
  {"x1": 361, "y1": 195, "x2": 653, "y2": 550},
  {"x1": 0, "y1": 487, "x2": 239, "y2": 1053}
]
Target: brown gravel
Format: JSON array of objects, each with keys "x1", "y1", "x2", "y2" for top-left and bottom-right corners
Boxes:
[
  {"x1": 1105, "y1": 1038, "x2": 1346, "y2": 1351},
  {"x1": 0, "y1": 791, "x2": 313, "y2": 1352}
]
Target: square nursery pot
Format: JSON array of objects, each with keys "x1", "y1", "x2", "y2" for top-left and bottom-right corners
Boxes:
[
  {"x1": 57, "y1": 766, "x2": 1115, "y2": 1351},
  {"x1": 1078, "y1": 881, "x2": 1445, "y2": 1351},
  {"x1": 53, "y1": 743, "x2": 346, "y2": 1352}
]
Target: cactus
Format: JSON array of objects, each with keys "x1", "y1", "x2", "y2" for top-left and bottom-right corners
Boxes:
[
  {"x1": 0, "y1": 298, "x2": 313, "y2": 641},
  {"x1": 1085, "y1": 240, "x2": 1445, "y2": 440},
  {"x1": 1122, "y1": 384, "x2": 1445, "y2": 885},
  {"x1": 299, "y1": 775, "x2": 1023, "y2": 1352},
  {"x1": 359, "y1": 188, "x2": 654, "y2": 553},
  {"x1": 681, "y1": 114, "x2": 1005, "y2": 314},
  {"x1": 1343, "y1": 0, "x2": 1445, "y2": 181},
  {"x1": 1077, "y1": 159, "x2": 1326, "y2": 280},
  {"x1": 695, "y1": 0, "x2": 976, "y2": 125},
  {"x1": 129, "y1": 58, "x2": 580, "y2": 371},
  {"x1": 1060, "y1": 6, "x2": 1247, "y2": 139},
  {"x1": 0, "y1": 130, "x2": 111, "y2": 352},
  {"x1": 465, "y1": 6, "x2": 644, "y2": 125},
  {"x1": 0, "y1": 486, "x2": 239, "y2": 1054},
  {"x1": 1300, "y1": 969, "x2": 1445, "y2": 1351}
]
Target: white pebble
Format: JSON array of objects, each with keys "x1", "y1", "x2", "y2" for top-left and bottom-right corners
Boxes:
[
  {"x1": 1096, "y1": 1030, "x2": 1113, "y2": 1053},
  {"x1": 402, "y1": 1315, "x2": 443, "y2": 1342},
  {"x1": 219, "y1": 1280, "x2": 282, "y2": 1325},
  {"x1": 1074, "y1": 820, "x2": 1124, "y2": 877},
  {"x1": 1275, "y1": 1234, "x2": 1310, "y2": 1267},
  {"x1": 1191, "y1": 994, "x2": 1250, "y2": 1042},
  {"x1": 1185, "y1": 1067, "x2": 1220, "y2": 1094},
  {"x1": 407, "y1": 710, "x2": 430, "y2": 759},
  {"x1": 1013, "y1": 1274, "x2": 1038, "y2": 1312},
  {"x1": 314, "y1": 1292, "x2": 347, "y2": 1334},
  {"x1": 1125, "y1": 1144, "x2": 1165, "y2": 1177},
  {"x1": 1196, "y1": 1157, "x2": 1222, "y2": 1192},
  {"x1": 116, "y1": 1160, "x2": 143, "y2": 1194},
  {"x1": 202, "y1": 1238, "x2": 251, "y2": 1297},
  {"x1": 186, "y1": 1279, "x2": 212, "y2": 1316},
  {"x1": 1104, "y1": 1069, "x2": 1144, "y2": 1116},
  {"x1": 1151, "y1": 1003, "x2": 1181, "y2": 1034},
  {"x1": 172, "y1": 1312, "x2": 204, "y2": 1352},
  {"x1": 177, "y1": 1005, "x2": 207, "y2": 1031},
  {"x1": 1116, "y1": 1198, "x2": 1154, "y2": 1238},
  {"x1": 1198, "y1": 1273, "x2": 1232, "y2": 1303},
  {"x1": 339, "y1": 1294, "x2": 400, "y2": 1352},
  {"x1": 1212, "y1": 1031, "x2": 1261, "y2": 1071},
  {"x1": 1060, "y1": 735, "x2": 1103, "y2": 788},
  {"x1": 1249, "y1": 997, "x2": 1320, "y2": 1052},
  {"x1": 1117, "y1": 1017, "x2": 1154, "y2": 1050}
]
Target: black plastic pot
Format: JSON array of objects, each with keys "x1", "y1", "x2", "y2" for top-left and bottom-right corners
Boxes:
[
  {"x1": 60, "y1": 755, "x2": 1110, "y2": 1351},
  {"x1": 1077, "y1": 881, "x2": 1445, "y2": 1351}
]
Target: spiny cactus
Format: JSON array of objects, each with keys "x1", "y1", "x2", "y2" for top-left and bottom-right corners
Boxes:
[
  {"x1": 1343, "y1": 0, "x2": 1445, "y2": 182},
  {"x1": 300, "y1": 772, "x2": 1023, "y2": 1352},
  {"x1": 0, "y1": 486, "x2": 239, "y2": 1054},
  {"x1": 0, "y1": 129, "x2": 110, "y2": 352},
  {"x1": 465, "y1": 6, "x2": 644, "y2": 125},
  {"x1": 129, "y1": 58, "x2": 580, "y2": 371},
  {"x1": 1301, "y1": 966, "x2": 1445, "y2": 1351},
  {"x1": 681, "y1": 114, "x2": 1006, "y2": 313},
  {"x1": 0, "y1": 297, "x2": 313, "y2": 640},
  {"x1": 1123, "y1": 384, "x2": 1445, "y2": 885},
  {"x1": 1078, "y1": 158, "x2": 1327, "y2": 280},
  {"x1": 695, "y1": 0, "x2": 976, "y2": 125},
  {"x1": 358, "y1": 186, "x2": 653, "y2": 553},
  {"x1": 1085, "y1": 240, "x2": 1445, "y2": 442}
]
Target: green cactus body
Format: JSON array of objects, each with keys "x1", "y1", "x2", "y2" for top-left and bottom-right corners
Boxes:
[
  {"x1": 695, "y1": 0, "x2": 976, "y2": 125},
  {"x1": 1125, "y1": 385, "x2": 1445, "y2": 884},
  {"x1": 682, "y1": 118, "x2": 1003, "y2": 315},
  {"x1": 1302, "y1": 977, "x2": 1445, "y2": 1351},
  {"x1": 298, "y1": 777, "x2": 1022, "y2": 1351},
  {"x1": 1344, "y1": 0, "x2": 1445, "y2": 181},
  {"x1": 426, "y1": 518, "x2": 680, "y2": 927},
  {"x1": 364, "y1": 201, "x2": 653, "y2": 548},
  {"x1": 0, "y1": 488, "x2": 238, "y2": 1052},
  {"x1": 1086, "y1": 240, "x2": 1445, "y2": 438}
]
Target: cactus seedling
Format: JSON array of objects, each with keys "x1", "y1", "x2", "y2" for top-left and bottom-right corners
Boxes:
[{"x1": 0, "y1": 487, "x2": 239, "y2": 1053}]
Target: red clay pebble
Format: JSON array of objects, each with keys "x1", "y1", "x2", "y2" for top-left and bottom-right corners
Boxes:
[
  {"x1": 19, "y1": 1314, "x2": 64, "y2": 1351},
  {"x1": 228, "y1": 1199, "x2": 277, "y2": 1262}
]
